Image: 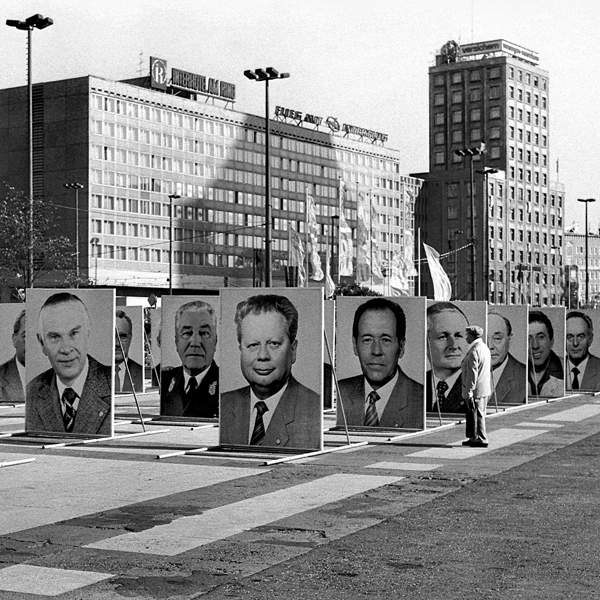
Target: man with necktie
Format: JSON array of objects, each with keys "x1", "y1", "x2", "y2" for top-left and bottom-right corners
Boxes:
[
  {"x1": 565, "y1": 311, "x2": 600, "y2": 392},
  {"x1": 337, "y1": 298, "x2": 424, "y2": 429},
  {"x1": 26, "y1": 292, "x2": 112, "y2": 435},
  {"x1": 220, "y1": 294, "x2": 321, "y2": 450},
  {"x1": 426, "y1": 301, "x2": 470, "y2": 413},
  {"x1": 0, "y1": 309, "x2": 26, "y2": 403},
  {"x1": 114, "y1": 310, "x2": 144, "y2": 393},
  {"x1": 160, "y1": 300, "x2": 219, "y2": 418}
]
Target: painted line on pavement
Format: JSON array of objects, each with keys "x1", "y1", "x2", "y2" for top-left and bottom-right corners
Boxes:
[
  {"x1": 0, "y1": 565, "x2": 112, "y2": 596},
  {"x1": 1, "y1": 459, "x2": 265, "y2": 536},
  {"x1": 406, "y1": 427, "x2": 549, "y2": 460},
  {"x1": 85, "y1": 473, "x2": 401, "y2": 556},
  {"x1": 366, "y1": 462, "x2": 442, "y2": 471},
  {"x1": 537, "y1": 404, "x2": 600, "y2": 422},
  {"x1": 515, "y1": 421, "x2": 563, "y2": 428}
]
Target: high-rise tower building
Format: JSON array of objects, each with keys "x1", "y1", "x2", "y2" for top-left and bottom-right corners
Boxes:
[{"x1": 415, "y1": 39, "x2": 564, "y2": 305}]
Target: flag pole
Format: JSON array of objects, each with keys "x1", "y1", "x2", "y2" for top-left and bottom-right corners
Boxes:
[
  {"x1": 417, "y1": 227, "x2": 421, "y2": 296},
  {"x1": 305, "y1": 185, "x2": 309, "y2": 287}
]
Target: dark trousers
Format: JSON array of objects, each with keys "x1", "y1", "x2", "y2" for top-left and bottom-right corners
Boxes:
[{"x1": 465, "y1": 396, "x2": 488, "y2": 443}]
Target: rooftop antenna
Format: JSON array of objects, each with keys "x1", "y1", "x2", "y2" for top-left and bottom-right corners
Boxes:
[{"x1": 138, "y1": 51, "x2": 144, "y2": 78}]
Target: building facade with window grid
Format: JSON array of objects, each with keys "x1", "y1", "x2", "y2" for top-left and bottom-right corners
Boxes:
[
  {"x1": 0, "y1": 74, "x2": 421, "y2": 294},
  {"x1": 414, "y1": 40, "x2": 564, "y2": 305}
]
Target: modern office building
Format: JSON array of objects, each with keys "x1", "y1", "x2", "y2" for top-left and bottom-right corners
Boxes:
[
  {"x1": 414, "y1": 39, "x2": 565, "y2": 305},
  {"x1": 0, "y1": 57, "x2": 420, "y2": 296},
  {"x1": 565, "y1": 228, "x2": 600, "y2": 308}
]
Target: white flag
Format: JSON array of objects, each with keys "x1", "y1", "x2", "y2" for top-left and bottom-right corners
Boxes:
[{"x1": 423, "y1": 243, "x2": 452, "y2": 301}]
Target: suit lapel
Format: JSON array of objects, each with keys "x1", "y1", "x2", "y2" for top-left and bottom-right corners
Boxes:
[
  {"x1": 73, "y1": 358, "x2": 111, "y2": 435},
  {"x1": 37, "y1": 376, "x2": 65, "y2": 432},
  {"x1": 380, "y1": 370, "x2": 409, "y2": 425}
]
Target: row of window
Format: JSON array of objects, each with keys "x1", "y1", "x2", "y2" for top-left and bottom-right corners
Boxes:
[
  {"x1": 434, "y1": 66, "x2": 547, "y2": 91},
  {"x1": 93, "y1": 94, "x2": 399, "y2": 169}
]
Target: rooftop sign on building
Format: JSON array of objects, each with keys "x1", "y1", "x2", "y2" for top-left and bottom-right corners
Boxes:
[
  {"x1": 442, "y1": 39, "x2": 539, "y2": 66},
  {"x1": 150, "y1": 56, "x2": 236, "y2": 103}
]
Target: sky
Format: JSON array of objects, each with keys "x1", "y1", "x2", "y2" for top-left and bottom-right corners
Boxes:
[{"x1": 1, "y1": 0, "x2": 599, "y2": 230}]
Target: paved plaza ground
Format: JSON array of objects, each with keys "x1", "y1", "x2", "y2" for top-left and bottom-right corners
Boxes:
[{"x1": 1, "y1": 391, "x2": 600, "y2": 599}]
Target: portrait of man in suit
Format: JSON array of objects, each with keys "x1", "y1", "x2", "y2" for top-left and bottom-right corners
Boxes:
[
  {"x1": 0, "y1": 309, "x2": 26, "y2": 403},
  {"x1": 488, "y1": 312, "x2": 527, "y2": 405},
  {"x1": 566, "y1": 311, "x2": 600, "y2": 391},
  {"x1": 337, "y1": 298, "x2": 424, "y2": 429},
  {"x1": 426, "y1": 301, "x2": 469, "y2": 413},
  {"x1": 528, "y1": 310, "x2": 564, "y2": 398},
  {"x1": 26, "y1": 292, "x2": 112, "y2": 435},
  {"x1": 161, "y1": 300, "x2": 219, "y2": 418},
  {"x1": 114, "y1": 310, "x2": 144, "y2": 393},
  {"x1": 220, "y1": 294, "x2": 321, "y2": 450}
]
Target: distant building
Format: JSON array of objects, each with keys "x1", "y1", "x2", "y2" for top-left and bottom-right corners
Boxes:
[
  {"x1": 414, "y1": 39, "x2": 564, "y2": 305},
  {"x1": 0, "y1": 58, "x2": 420, "y2": 295},
  {"x1": 565, "y1": 230, "x2": 600, "y2": 308}
]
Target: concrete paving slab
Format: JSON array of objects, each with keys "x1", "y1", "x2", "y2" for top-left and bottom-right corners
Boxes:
[
  {"x1": 536, "y1": 404, "x2": 600, "y2": 422},
  {"x1": 0, "y1": 564, "x2": 113, "y2": 595},
  {"x1": 365, "y1": 461, "x2": 442, "y2": 471},
  {"x1": 86, "y1": 473, "x2": 401, "y2": 556},
  {"x1": 1, "y1": 458, "x2": 265, "y2": 535}
]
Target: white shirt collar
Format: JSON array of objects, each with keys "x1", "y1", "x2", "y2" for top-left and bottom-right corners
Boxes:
[
  {"x1": 364, "y1": 370, "x2": 399, "y2": 420},
  {"x1": 56, "y1": 358, "x2": 90, "y2": 414},
  {"x1": 248, "y1": 382, "x2": 289, "y2": 443}
]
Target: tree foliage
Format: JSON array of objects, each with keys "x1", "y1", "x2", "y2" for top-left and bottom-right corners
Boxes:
[
  {"x1": 0, "y1": 183, "x2": 74, "y2": 289},
  {"x1": 334, "y1": 282, "x2": 382, "y2": 297}
]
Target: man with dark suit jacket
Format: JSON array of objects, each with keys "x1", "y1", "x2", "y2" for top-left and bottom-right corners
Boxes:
[
  {"x1": 0, "y1": 309, "x2": 26, "y2": 403},
  {"x1": 115, "y1": 310, "x2": 144, "y2": 393},
  {"x1": 26, "y1": 292, "x2": 112, "y2": 435},
  {"x1": 161, "y1": 300, "x2": 219, "y2": 418},
  {"x1": 220, "y1": 294, "x2": 321, "y2": 450},
  {"x1": 337, "y1": 298, "x2": 424, "y2": 429},
  {"x1": 426, "y1": 301, "x2": 470, "y2": 413},
  {"x1": 566, "y1": 311, "x2": 600, "y2": 391},
  {"x1": 488, "y1": 312, "x2": 527, "y2": 404}
]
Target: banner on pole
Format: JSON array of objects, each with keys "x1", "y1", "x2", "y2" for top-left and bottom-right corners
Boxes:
[{"x1": 423, "y1": 243, "x2": 452, "y2": 301}]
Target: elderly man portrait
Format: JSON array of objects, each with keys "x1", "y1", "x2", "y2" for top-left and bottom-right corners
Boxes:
[
  {"x1": 0, "y1": 309, "x2": 26, "y2": 403},
  {"x1": 487, "y1": 312, "x2": 527, "y2": 405},
  {"x1": 337, "y1": 298, "x2": 423, "y2": 429},
  {"x1": 26, "y1": 292, "x2": 112, "y2": 435},
  {"x1": 426, "y1": 301, "x2": 470, "y2": 413},
  {"x1": 114, "y1": 310, "x2": 144, "y2": 393},
  {"x1": 528, "y1": 310, "x2": 564, "y2": 398},
  {"x1": 565, "y1": 311, "x2": 600, "y2": 391},
  {"x1": 220, "y1": 294, "x2": 321, "y2": 450},
  {"x1": 161, "y1": 300, "x2": 219, "y2": 418}
]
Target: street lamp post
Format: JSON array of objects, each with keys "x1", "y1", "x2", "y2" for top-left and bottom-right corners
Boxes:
[
  {"x1": 578, "y1": 197, "x2": 596, "y2": 307},
  {"x1": 476, "y1": 167, "x2": 499, "y2": 303},
  {"x1": 64, "y1": 182, "x2": 84, "y2": 287},
  {"x1": 455, "y1": 142, "x2": 485, "y2": 301},
  {"x1": 168, "y1": 194, "x2": 181, "y2": 294},
  {"x1": 330, "y1": 215, "x2": 339, "y2": 285},
  {"x1": 243, "y1": 67, "x2": 290, "y2": 288},
  {"x1": 6, "y1": 14, "x2": 53, "y2": 289}
]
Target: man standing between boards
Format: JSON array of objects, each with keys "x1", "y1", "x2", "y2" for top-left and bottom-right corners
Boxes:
[{"x1": 461, "y1": 325, "x2": 491, "y2": 448}]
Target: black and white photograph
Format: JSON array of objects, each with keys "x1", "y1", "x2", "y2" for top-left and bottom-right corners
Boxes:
[
  {"x1": 335, "y1": 296, "x2": 426, "y2": 430},
  {"x1": 25, "y1": 289, "x2": 115, "y2": 436},
  {"x1": 219, "y1": 288, "x2": 323, "y2": 451},
  {"x1": 114, "y1": 305, "x2": 145, "y2": 394},
  {"x1": 0, "y1": 304, "x2": 27, "y2": 404},
  {"x1": 160, "y1": 295, "x2": 220, "y2": 419},
  {"x1": 565, "y1": 309, "x2": 600, "y2": 392},
  {"x1": 528, "y1": 307, "x2": 566, "y2": 399},
  {"x1": 426, "y1": 300, "x2": 488, "y2": 413}
]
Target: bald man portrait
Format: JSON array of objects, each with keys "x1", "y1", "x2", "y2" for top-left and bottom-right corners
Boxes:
[
  {"x1": 0, "y1": 309, "x2": 26, "y2": 403},
  {"x1": 488, "y1": 312, "x2": 527, "y2": 405},
  {"x1": 26, "y1": 292, "x2": 112, "y2": 435}
]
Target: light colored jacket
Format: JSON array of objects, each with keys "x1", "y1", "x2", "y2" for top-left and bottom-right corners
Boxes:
[{"x1": 461, "y1": 338, "x2": 492, "y2": 400}]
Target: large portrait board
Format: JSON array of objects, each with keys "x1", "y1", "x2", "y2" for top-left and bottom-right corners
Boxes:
[
  {"x1": 149, "y1": 307, "x2": 161, "y2": 387},
  {"x1": 219, "y1": 288, "x2": 324, "y2": 451},
  {"x1": 335, "y1": 296, "x2": 426, "y2": 430},
  {"x1": 0, "y1": 304, "x2": 27, "y2": 403},
  {"x1": 426, "y1": 300, "x2": 488, "y2": 413},
  {"x1": 487, "y1": 305, "x2": 529, "y2": 406},
  {"x1": 528, "y1": 307, "x2": 565, "y2": 399},
  {"x1": 565, "y1": 309, "x2": 600, "y2": 392},
  {"x1": 160, "y1": 295, "x2": 220, "y2": 419},
  {"x1": 115, "y1": 305, "x2": 145, "y2": 394},
  {"x1": 324, "y1": 299, "x2": 335, "y2": 409},
  {"x1": 25, "y1": 289, "x2": 115, "y2": 436}
]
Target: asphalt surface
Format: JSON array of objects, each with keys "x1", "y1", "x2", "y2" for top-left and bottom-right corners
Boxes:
[{"x1": 1, "y1": 391, "x2": 600, "y2": 599}]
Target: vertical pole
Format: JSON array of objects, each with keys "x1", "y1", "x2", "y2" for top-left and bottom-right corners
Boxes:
[
  {"x1": 75, "y1": 187, "x2": 80, "y2": 288},
  {"x1": 369, "y1": 191, "x2": 373, "y2": 289},
  {"x1": 483, "y1": 171, "x2": 489, "y2": 303},
  {"x1": 469, "y1": 154, "x2": 476, "y2": 301},
  {"x1": 585, "y1": 202, "x2": 590, "y2": 307},
  {"x1": 305, "y1": 186, "x2": 309, "y2": 287},
  {"x1": 27, "y1": 26, "x2": 34, "y2": 289},
  {"x1": 417, "y1": 227, "x2": 421, "y2": 296},
  {"x1": 264, "y1": 78, "x2": 272, "y2": 287},
  {"x1": 169, "y1": 195, "x2": 173, "y2": 294}
]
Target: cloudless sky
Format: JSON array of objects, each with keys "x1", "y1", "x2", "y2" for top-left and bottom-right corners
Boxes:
[{"x1": 1, "y1": 0, "x2": 598, "y2": 229}]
